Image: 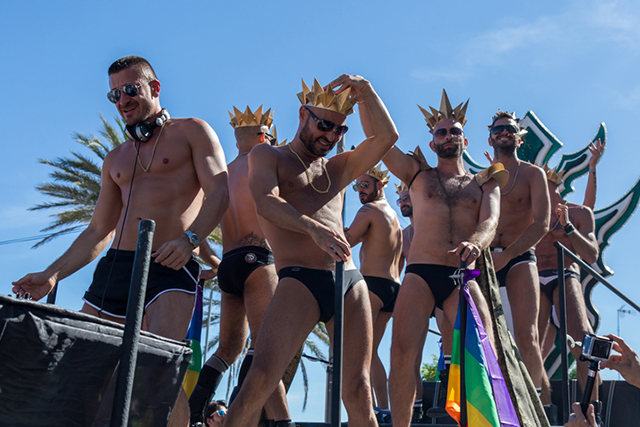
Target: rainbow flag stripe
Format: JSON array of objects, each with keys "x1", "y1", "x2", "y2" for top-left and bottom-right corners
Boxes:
[
  {"x1": 182, "y1": 283, "x2": 203, "y2": 398},
  {"x1": 446, "y1": 285, "x2": 519, "y2": 427}
]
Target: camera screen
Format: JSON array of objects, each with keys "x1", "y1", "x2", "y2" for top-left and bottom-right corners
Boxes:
[{"x1": 592, "y1": 339, "x2": 612, "y2": 359}]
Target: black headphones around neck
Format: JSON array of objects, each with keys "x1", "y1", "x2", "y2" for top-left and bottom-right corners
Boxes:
[{"x1": 125, "y1": 109, "x2": 170, "y2": 142}]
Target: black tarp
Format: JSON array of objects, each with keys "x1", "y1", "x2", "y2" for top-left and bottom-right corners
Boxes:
[{"x1": 0, "y1": 295, "x2": 192, "y2": 427}]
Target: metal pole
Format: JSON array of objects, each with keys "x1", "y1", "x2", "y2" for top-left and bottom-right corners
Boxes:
[
  {"x1": 111, "y1": 219, "x2": 155, "y2": 427},
  {"x1": 555, "y1": 242, "x2": 570, "y2": 425},
  {"x1": 330, "y1": 135, "x2": 346, "y2": 427},
  {"x1": 46, "y1": 284, "x2": 58, "y2": 305},
  {"x1": 459, "y1": 259, "x2": 468, "y2": 427}
]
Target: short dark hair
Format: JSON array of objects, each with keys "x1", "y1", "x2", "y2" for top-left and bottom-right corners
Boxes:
[
  {"x1": 204, "y1": 400, "x2": 227, "y2": 419},
  {"x1": 108, "y1": 56, "x2": 158, "y2": 81}
]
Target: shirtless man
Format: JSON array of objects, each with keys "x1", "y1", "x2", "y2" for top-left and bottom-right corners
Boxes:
[
  {"x1": 13, "y1": 55, "x2": 229, "y2": 426},
  {"x1": 223, "y1": 75, "x2": 399, "y2": 427},
  {"x1": 536, "y1": 167, "x2": 600, "y2": 404},
  {"x1": 188, "y1": 106, "x2": 290, "y2": 426},
  {"x1": 383, "y1": 90, "x2": 503, "y2": 427},
  {"x1": 345, "y1": 165, "x2": 402, "y2": 415},
  {"x1": 486, "y1": 110, "x2": 551, "y2": 404}
]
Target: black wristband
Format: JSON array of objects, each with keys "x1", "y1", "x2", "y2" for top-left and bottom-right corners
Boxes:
[{"x1": 564, "y1": 222, "x2": 575, "y2": 235}]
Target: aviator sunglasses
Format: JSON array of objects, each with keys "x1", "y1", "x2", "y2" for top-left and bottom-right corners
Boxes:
[
  {"x1": 304, "y1": 106, "x2": 349, "y2": 136},
  {"x1": 491, "y1": 124, "x2": 519, "y2": 135},
  {"x1": 396, "y1": 194, "x2": 410, "y2": 206},
  {"x1": 107, "y1": 82, "x2": 146, "y2": 104},
  {"x1": 433, "y1": 127, "x2": 463, "y2": 138},
  {"x1": 352, "y1": 181, "x2": 370, "y2": 192}
]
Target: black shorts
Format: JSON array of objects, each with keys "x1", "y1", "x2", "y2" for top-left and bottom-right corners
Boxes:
[
  {"x1": 278, "y1": 267, "x2": 364, "y2": 323},
  {"x1": 364, "y1": 276, "x2": 400, "y2": 313},
  {"x1": 491, "y1": 248, "x2": 537, "y2": 288},
  {"x1": 405, "y1": 264, "x2": 459, "y2": 310},
  {"x1": 538, "y1": 269, "x2": 581, "y2": 302},
  {"x1": 82, "y1": 249, "x2": 200, "y2": 318},
  {"x1": 217, "y1": 246, "x2": 274, "y2": 296}
]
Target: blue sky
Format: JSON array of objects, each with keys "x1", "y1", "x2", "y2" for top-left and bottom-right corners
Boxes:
[{"x1": 2, "y1": 0, "x2": 640, "y2": 421}]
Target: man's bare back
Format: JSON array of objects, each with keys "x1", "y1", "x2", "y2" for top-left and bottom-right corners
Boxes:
[{"x1": 221, "y1": 152, "x2": 270, "y2": 251}]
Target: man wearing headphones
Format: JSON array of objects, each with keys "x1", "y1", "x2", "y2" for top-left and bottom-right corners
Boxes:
[{"x1": 13, "y1": 56, "x2": 229, "y2": 426}]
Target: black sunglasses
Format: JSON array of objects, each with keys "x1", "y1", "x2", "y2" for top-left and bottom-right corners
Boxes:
[
  {"x1": 491, "y1": 124, "x2": 519, "y2": 135},
  {"x1": 107, "y1": 83, "x2": 145, "y2": 104},
  {"x1": 433, "y1": 127, "x2": 463, "y2": 138},
  {"x1": 304, "y1": 106, "x2": 348, "y2": 137},
  {"x1": 396, "y1": 194, "x2": 410, "y2": 206}
]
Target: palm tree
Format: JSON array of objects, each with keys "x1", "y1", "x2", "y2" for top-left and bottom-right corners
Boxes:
[
  {"x1": 32, "y1": 115, "x2": 330, "y2": 410},
  {"x1": 30, "y1": 115, "x2": 124, "y2": 248}
]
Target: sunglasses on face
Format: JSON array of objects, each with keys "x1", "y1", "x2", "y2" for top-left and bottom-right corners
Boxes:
[
  {"x1": 396, "y1": 194, "x2": 410, "y2": 206},
  {"x1": 304, "y1": 106, "x2": 349, "y2": 137},
  {"x1": 257, "y1": 132, "x2": 277, "y2": 144},
  {"x1": 433, "y1": 127, "x2": 463, "y2": 138},
  {"x1": 352, "y1": 181, "x2": 370, "y2": 191},
  {"x1": 107, "y1": 82, "x2": 146, "y2": 104},
  {"x1": 209, "y1": 409, "x2": 226, "y2": 419},
  {"x1": 491, "y1": 124, "x2": 519, "y2": 135}
]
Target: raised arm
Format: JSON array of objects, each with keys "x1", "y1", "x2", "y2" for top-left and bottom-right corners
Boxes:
[
  {"x1": 382, "y1": 146, "x2": 421, "y2": 186},
  {"x1": 12, "y1": 152, "x2": 123, "y2": 300},
  {"x1": 153, "y1": 118, "x2": 229, "y2": 269},
  {"x1": 497, "y1": 166, "x2": 550, "y2": 269},
  {"x1": 249, "y1": 144, "x2": 349, "y2": 262},
  {"x1": 330, "y1": 75, "x2": 399, "y2": 186},
  {"x1": 583, "y1": 139, "x2": 605, "y2": 209}
]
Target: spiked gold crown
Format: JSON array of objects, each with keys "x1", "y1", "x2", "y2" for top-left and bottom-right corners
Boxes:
[
  {"x1": 229, "y1": 105, "x2": 274, "y2": 129},
  {"x1": 298, "y1": 78, "x2": 356, "y2": 115},
  {"x1": 488, "y1": 110, "x2": 528, "y2": 136},
  {"x1": 418, "y1": 89, "x2": 469, "y2": 132},
  {"x1": 366, "y1": 163, "x2": 389, "y2": 185},
  {"x1": 395, "y1": 182, "x2": 408, "y2": 194},
  {"x1": 542, "y1": 163, "x2": 566, "y2": 184},
  {"x1": 271, "y1": 125, "x2": 288, "y2": 147}
]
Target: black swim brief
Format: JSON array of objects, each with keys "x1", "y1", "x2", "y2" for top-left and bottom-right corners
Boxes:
[
  {"x1": 538, "y1": 269, "x2": 581, "y2": 302},
  {"x1": 278, "y1": 267, "x2": 364, "y2": 323},
  {"x1": 364, "y1": 276, "x2": 400, "y2": 313},
  {"x1": 491, "y1": 248, "x2": 537, "y2": 288},
  {"x1": 405, "y1": 264, "x2": 459, "y2": 310},
  {"x1": 83, "y1": 249, "x2": 200, "y2": 318},
  {"x1": 217, "y1": 246, "x2": 274, "y2": 296}
]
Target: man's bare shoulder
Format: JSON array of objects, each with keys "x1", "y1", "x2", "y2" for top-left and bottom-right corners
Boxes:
[
  {"x1": 357, "y1": 202, "x2": 383, "y2": 217},
  {"x1": 520, "y1": 161, "x2": 546, "y2": 181},
  {"x1": 249, "y1": 142, "x2": 284, "y2": 162}
]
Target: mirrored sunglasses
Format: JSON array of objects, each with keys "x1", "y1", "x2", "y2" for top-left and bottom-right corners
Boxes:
[
  {"x1": 396, "y1": 194, "x2": 410, "y2": 206},
  {"x1": 107, "y1": 83, "x2": 142, "y2": 104}
]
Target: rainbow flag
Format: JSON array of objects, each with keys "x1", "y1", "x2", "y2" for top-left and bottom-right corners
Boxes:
[
  {"x1": 446, "y1": 285, "x2": 519, "y2": 427},
  {"x1": 182, "y1": 283, "x2": 204, "y2": 398}
]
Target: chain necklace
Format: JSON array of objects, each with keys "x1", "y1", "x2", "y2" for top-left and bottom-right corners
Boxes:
[
  {"x1": 500, "y1": 160, "x2": 520, "y2": 196},
  {"x1": 135, "y1": 122, "x2": 166, "y2": 172},
  {"x1": 435, "y1": 168, "x2": 468, "y2": 200},
  {"x1": 288, "y1": 143, "x2": 331, "y2": 194}
]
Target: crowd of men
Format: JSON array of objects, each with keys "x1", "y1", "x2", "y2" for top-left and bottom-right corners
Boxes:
[{"x1": 12, "y1": 55, "x2": 610, "y2": 427}]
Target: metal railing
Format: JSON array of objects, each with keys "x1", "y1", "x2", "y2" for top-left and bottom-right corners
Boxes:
[{"x1": 554, "y1": 241, "x2": 640, "y2": 424}]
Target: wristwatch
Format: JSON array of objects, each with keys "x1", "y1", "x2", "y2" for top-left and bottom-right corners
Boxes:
[{"x1": 184, "y1": 230, "x2": 200, "y2": 249}]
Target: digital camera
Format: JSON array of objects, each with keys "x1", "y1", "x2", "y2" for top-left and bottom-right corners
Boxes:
[{"x1": 581, "y1": 333, "x2": 613, "y2": 363}]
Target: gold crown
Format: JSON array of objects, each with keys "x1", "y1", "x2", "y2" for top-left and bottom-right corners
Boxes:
[
  {"x1": 297, "y1": 78, "x2": 356, "y2": 115},
  {"x1": 271, "y1": 125, "x2": 288, "y2": 146},
  {"x1": 366, "y1": 163, "x2": 389, "y2": 185},
  {"x1": 418, "y1": 89, "x2": 469, "y2": 132},
  {"x1": 395, "y1": 182, "x2": 408, "y2": 194},
  {"x1": 487, "y1": 110, "x2": 528, "y2": 136},
  {"x1": 229, "y1": 105, "x2": 274, "y2": 129},
  {"x1": 541, "y1": 163, "x2": 566, "y2": 184}
]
